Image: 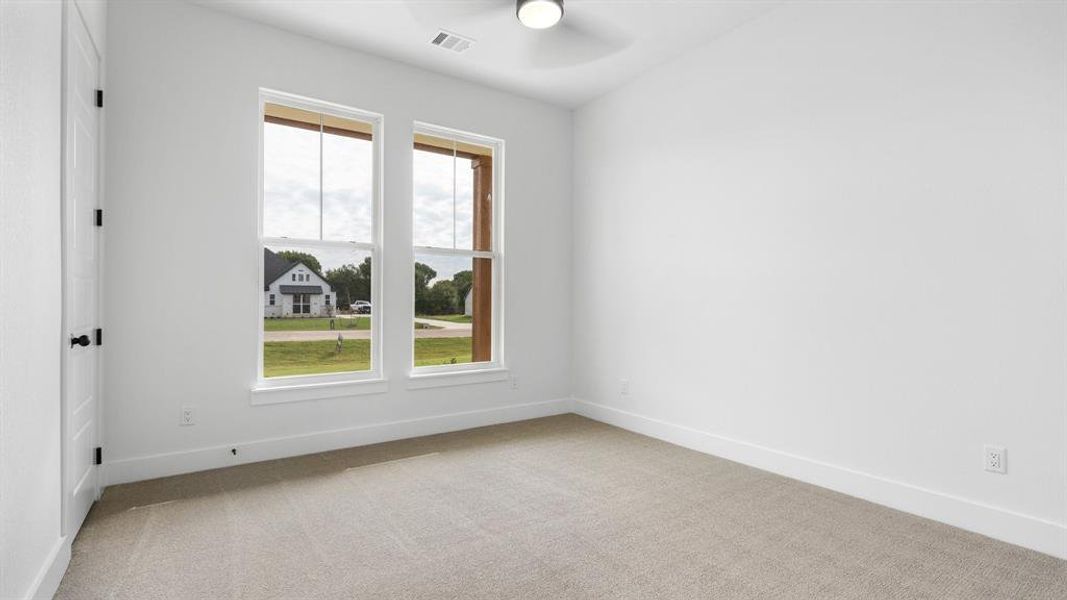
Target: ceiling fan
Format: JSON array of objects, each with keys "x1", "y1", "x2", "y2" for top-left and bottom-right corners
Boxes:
[{"x1": 404, "y1": 0, "x2": 632, "y2": 68}]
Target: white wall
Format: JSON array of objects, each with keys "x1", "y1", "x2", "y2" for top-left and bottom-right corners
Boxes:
[
  {"x1": 573, "y1": 2, "x2": 1066, "y2": 557},
  {"x1": 103, "y1": 0, "x2": 571, "y2": 482},
  {"x1": 0, "y1": 1, "x2": 65, "y2": 597}
]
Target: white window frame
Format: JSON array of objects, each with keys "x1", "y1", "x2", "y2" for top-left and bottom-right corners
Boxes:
[
  {"x1": 252, "y1": 89, "x2": 386, "y2": 404},
  {"x1": 409, "y1": 122, "x2": 506, "y2": 385}
]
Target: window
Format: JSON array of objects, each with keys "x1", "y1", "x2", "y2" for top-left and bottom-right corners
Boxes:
[
  {"x1": 259, "y1": 91, "x2": 381, "y2": 384},
  {"x1": 412, "y1": 124, "x2": 503, "y2": 373}
]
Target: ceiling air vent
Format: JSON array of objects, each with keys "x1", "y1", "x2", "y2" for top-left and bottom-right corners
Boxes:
[{"x1": 430, "y1": 30, "x2": 474, "y2": 54}]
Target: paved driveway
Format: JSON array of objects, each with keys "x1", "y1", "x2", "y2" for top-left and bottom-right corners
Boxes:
[
  {"x1": 413, "y1": 317, "x2": 471, "y2": 330},
  {"x1": 263, "y1": 318, "x2": 471, "y2": 342}
]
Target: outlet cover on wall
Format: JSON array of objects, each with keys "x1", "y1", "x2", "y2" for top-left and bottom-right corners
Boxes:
[
  {"x1": 180, "y1": 405, "x2": 196, "y2": 426},
  {"x1": 620, "y1": 379, "x2": 630, "y2": 396},
  {"x1": 984, "y1": 445, "x2": 1006, "y2": 474}
]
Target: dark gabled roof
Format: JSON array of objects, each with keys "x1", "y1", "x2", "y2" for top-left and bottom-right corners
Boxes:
[
  {"x1": 264, "y1": 248, "x2": 295, "y2": 291},
  {"x1": 279, "y1": 285, "x2": 324, "y2": 295}
]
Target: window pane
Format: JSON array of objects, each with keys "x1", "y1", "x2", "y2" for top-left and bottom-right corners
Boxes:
[
  {"x1": 454, "y1": 155, "x2": 474, "y2": 250},
  {"x1": 264, "y1": 244, "x2": 373, "y2": 378},
  {"x1": 412, "y1": 135, "x2": 492, "y2": 252},
  {"x1": 263, "y1": 121, "x2": 320, "y2": 239},
  {"x1": 413, "y1": 253, "x2": 492, "y2": 366},
  {"x1": 413, "y1": 148, "x2": 456, "y2": 248},
  {"x1": 323, "y1": 124, "x2": 373, "y2": 243}
]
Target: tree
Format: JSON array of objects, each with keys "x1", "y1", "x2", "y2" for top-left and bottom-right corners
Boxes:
[
  {"x1": 451, "y1": 270, "x2": 472, "y2": 311},
  {"x1": 424, "y1": 280, "x2": 458, "y2": 315},
  {"x1": 414, "y1": 262, "x2": 437, "y2": 314},
  {"x1": 275, "y1": 250, "x2": 322, "y2": 275},
  {"x1": 414, "y1": 262, "x2": 436, "y2": 291},
  {"x1": 356, "y1": 256, "x2": 372, "y2": 280},
  {"x1": 326, "y1": 257, "x2": 372, "y2": 309},
  {"x1": 325, "y1": 264, "x2": 358, "y2": 309}
]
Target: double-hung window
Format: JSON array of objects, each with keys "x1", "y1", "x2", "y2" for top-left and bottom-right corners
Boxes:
[
  {"x1": 412, "y1": 123, "x2": 503, "y2": 374},
  {"x1": 258, "y1": 90, "x2": 382, "y2": 388}
]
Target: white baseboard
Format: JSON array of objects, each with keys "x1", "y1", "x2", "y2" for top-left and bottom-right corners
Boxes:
[
  {"x1": 25, "y1": 535, "x2": 70, "y2": 600},
  {"x1": 573, "y1": 398, "x2": 1067, "y2": 560},
  {"x1": 105, "y1": 398, "x2": 572, "y2": 486}
]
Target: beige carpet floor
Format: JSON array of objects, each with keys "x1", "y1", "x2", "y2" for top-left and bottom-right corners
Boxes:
[{"x1": 57, "y1": 414, "x2": 1066, "y2": 599}]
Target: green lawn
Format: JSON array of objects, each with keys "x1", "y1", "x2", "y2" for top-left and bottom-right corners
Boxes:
[
  {"x1": 263, "y1": 337, "x2": 473, "y2": 377},
  {"x1": 264, "y1": 317, "x2": 370, "y2": 331},
  {"x1": 418, "y1": 314, "x2": 472, "y2": 324},
  {"x1": 263, "y1": 339, "x2": 372, "y2": 377},
  {"x1": 412, "y1": 337, "x2": 473, "y2": 366}
]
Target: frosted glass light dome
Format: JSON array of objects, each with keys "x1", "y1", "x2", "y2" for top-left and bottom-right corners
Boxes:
[{"x1": 517, "y1": 0, "x2": 563, "y2": 29}]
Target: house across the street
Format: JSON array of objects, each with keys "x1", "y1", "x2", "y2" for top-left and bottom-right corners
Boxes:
[{"x1": 264, "y1": 248, "x2": 334, "y2": 318}]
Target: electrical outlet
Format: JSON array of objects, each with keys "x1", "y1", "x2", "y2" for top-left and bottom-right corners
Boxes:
[
  {"x1": 180, "y1": 405, "x2": 196, "y2": 426},
  {"x1": 511, "y1": 376, "x2": 520, "y2": 390},
  {"x1": 984, "y1": 445, "x2": 1006, "y2": 474},
  {"x1": 620, "y1": 379, "x2": 630, "y2": 396}
]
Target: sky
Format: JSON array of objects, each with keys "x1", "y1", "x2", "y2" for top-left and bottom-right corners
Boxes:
[
  {"x1": 413, "y1": 148, "x2": 474, "y2": 250},
  {"x1": 264, "y1": 121, "x2": 478, "y2": 282}
]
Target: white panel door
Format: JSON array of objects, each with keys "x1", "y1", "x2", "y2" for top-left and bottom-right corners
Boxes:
[{"x1": 63, "y1": 6, "x2": 101, "y2": 536}]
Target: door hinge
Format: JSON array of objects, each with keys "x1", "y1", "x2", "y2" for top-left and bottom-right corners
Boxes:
[
  {"x1": 95, "y1": 209, "x2": 103, "y2": 227},
  {"x1": 95, "y1": 89, "x2": 103, "y2": 108},
  {"x1": 95, "y1": 328, "x2": 102, "y2": 346},
  {"x1": 94, "y1": 447, "x2": 102, "y2": 465}
]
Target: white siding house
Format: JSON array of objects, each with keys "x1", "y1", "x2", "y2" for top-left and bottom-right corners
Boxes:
[{"x1": 264, "y1": 249, "x2": 335, "y2": 318}]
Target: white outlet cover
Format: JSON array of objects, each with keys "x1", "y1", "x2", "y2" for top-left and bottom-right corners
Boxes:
[
  {"x1": 984, "y1": 445, "x2": 1006, "y2": 474},
  {"x1": 180, "y1": 405, "x2": 196, "y2": 426}
]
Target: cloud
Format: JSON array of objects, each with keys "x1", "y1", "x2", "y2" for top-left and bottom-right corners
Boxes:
[
  {"x1": 323, "y1": 132, "x2": 373, "y2": 242},
  {"x1": 267, "y1": 242, "x2": 371, "y2": 274},
  {"x1": 264, "y1": 122, "x2": 484, "y2": 282},
  {"x1": 264, "y1": 123, "x2": 374, "y2": 243},
  {"x1": 414, "y1": 253, "x2": 473, "y2": 285},
  {"x1": 414, "y1": 150, "x2": 474, "y2": 250}
]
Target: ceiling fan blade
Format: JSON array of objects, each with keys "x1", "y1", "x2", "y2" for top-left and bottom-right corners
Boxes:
[
  {"x1": 527, "y1": 14, "x2": 633, "y2": 69},
  {"x1": 402, "y1": 0, "x2": 510, "y2": 26},
  {"x1": 559, "y1": 10, "x2": 633, "y2": 50}
]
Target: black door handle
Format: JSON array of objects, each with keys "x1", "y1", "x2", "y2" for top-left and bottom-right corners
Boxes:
[{"x1": 70, "y1": 334, "x2": 91, "y2": 348}]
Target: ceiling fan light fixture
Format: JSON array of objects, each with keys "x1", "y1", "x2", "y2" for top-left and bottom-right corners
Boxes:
[{"x1": 517, "y1": 0, "x2": 563, "y2": 29}]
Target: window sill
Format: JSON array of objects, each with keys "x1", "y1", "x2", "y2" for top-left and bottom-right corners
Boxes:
[
  {"x1": 406, "y1": 367, "x2": 509, "y2": 390},
  {"x1": 250, "y1": 377, "x2": 388, "y2": 405}
]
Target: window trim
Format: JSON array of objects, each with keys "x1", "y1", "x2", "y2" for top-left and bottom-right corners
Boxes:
[
  {"x1": 253, "y1": 89, "x2": 385, "y2": 402},
  {"x1": 409, "y1": 122, "x2": 505, "y2": 380}
]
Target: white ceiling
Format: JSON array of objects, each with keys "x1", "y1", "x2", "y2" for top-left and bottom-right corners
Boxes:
[{"x1": 192, "y1": 0, "x2": 779, "y2": 108}]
